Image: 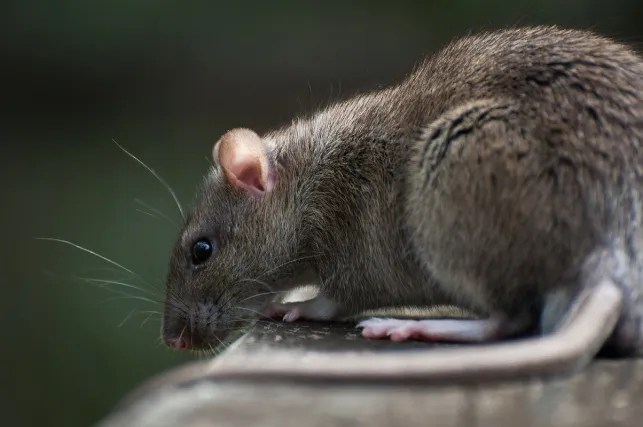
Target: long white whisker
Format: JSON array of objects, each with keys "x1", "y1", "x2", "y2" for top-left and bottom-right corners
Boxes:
[
  {"x1": 135, "y1": 310, "x2": 163, "y2": 316},
  {"x1": 136, "y1": 208, "x2": 163, "y2": 221},
  {"x1": 112, "y1": 138, "x2": 185, "y2": 221},
  {"x1": 255, "y1": 254, "x2": 320, "y2": 280},
  {"x1": 140, "y1": 311, "x2": 156, "y2": 328},
  {"x1": 118, "y1": 309, "x2": 137, "y2": 328},
  {"x1": 77, "y1": 267, "x2": 127, "y2": 276},
  {"x1": 237, "y1": 306, "x2": 270, "y2": 318},
  {"x1": 103, "y1": 295, "x2": 161, "y2": 305},
  {"x1": 35, "y1": 238, "x2": 144, "y2": 280},
  {"x1": 236, "y1": 289, "x2": 288, "y2": 304},
  {"x1": 76, "y1": 277, "x2": 159, "y2": 296},
  {"x1": 134, "y1": 198, "x2": 179, "y2": 230}
]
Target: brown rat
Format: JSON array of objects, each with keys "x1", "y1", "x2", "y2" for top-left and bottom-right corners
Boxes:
[{"x1": 162, "y1": 25, "x2": 643, "y2": 379}]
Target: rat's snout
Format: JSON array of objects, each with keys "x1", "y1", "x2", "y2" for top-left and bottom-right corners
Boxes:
[
  {"x1": 163, "y1": 328, "x2": 195, "y2": 350},
  {"x1": 162, "y1": 315, "x2": 201, "y2": 351},
  {"x1": 161, "y1": 305, "x2": 209, "y2": 351},
  {"x1": 164, "y1": 330, "x2": 192, "y2": 350},
  {"x1": 162, "y1": 298, "x2": 235, "y2": 351}
]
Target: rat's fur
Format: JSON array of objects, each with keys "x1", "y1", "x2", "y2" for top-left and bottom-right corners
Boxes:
[{"x1": 163, "y1": 26, "x2": 643, "y2": 358}]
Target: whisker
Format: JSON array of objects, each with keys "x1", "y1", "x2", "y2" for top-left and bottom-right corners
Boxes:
[
  {"x1": 118, "y1": 309, "x2": 137, "y2": 328},
  {"x1": 75, "y1": 276, "x2": 160, "y2": 296},
  {"x1": 254, "y1": 254, "x2": 321, "y2": 280},
  {"x1": 57, "y1": 274, "x2": 146, "y2": 301},
  {"x1": 103, "y1": 295, "x2": 162, "y2": 305},
  {"x1": 237, "y1": 306, "x2": 271, "y2": 318},
  {"x1": 34, "y1": 238, "x2": 148, "y2": 284},
  {"x1": 75, "y1": 268, "x2": 156, "y2": 290},
  {"x1": 135, "y1": 208, "x2": 164, "y2": 221},
  {"x1": 211, "y1": 333, "x2": 225, "y2": 349},
  {"x1": 76, "y1": 267, "x2": 129, "y2": 277},
  {"x1": 140, "y1": 311, "x2": 156, "y2": 328},
  {"x1": 45, "y1": 270, "x2": 163, "y2": 301},
  {"x1": 137, "y1": 310, "x2": 163, "y2": 316},
  {"x1": 112, "y1": 139, "x2": 185, "y2": 221},
  {"x1": 208, "y1": 344, "x2": 217, "y2": 358},
  {"x1": 213, "y1": 288, "x2": 246, "y2": 315},
  {"x1": 178, "y1": 325, "x2": 188, "y2": 347},
  {"x1": 163, "y1": 296, "x2": 191, "y2": 315},
  {"x1": 129, "y1": 310, "x2": 163, "y2": 324},
  {"x1": 236, "y1": 290, "x2": 288, "y2": 304},
  {"x1": 236, "y1": 278, "x2": 275, "y2": 292},
  {"x1": 134, "y1": 198, "x2": 179, "y2": 230}
]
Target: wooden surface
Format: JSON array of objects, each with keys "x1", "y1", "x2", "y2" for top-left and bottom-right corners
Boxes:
[{"x1": 97, "y1": 320, "x2": 643, "y2": 427}]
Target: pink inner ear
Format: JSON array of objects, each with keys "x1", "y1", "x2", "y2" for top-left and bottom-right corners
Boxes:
[
  {"x1": 229, "y1": 155, "x2": 266, "y2": 195},
  {"x1": 216, "y1": 128, "x2": 274, "y2": 197}
]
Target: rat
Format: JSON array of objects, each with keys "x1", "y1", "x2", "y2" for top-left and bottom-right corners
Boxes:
[{"x1": 161, "y1": 25, "x2": 643, "y2": 379}]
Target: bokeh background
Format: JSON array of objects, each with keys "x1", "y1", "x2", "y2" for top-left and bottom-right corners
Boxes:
[{"x1": 3, "y1": 1, "x2": 643, "y2": 426}]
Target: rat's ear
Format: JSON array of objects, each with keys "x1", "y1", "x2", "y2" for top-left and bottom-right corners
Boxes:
[{"x1": 213, "y1": 128, "x2": 275, "y2": 197}]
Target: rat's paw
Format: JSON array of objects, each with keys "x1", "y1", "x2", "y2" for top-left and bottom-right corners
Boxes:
[
  {"x1": 262, "y1": 295, "x2": 339, "y2": 323},
  {"x1": 357, "y1": 318, "x2": 434, "y2": 342},
  {"x1": 357, "y1": 317, "x2": 502, "y2": 343},
  {"x1": 262, "y1": 302, "x2": 303, "y2": 322}
]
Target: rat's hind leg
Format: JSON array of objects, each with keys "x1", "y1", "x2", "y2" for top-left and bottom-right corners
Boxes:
[
  {"x1": 360, "y1": 100, "x2": 543, "y2": 344},
  {"x1": 363, "y1": 98, "x2": 601, "y2": 346}
]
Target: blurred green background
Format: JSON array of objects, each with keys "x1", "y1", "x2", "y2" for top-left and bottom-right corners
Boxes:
[{"x1": 3, "y1": 1, "x2": 643, "y2": 426}]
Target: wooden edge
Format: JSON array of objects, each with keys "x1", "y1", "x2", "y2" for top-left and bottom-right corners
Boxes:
[{"x1": 107, "y1": 360, "x2": 213, "y2": 412}]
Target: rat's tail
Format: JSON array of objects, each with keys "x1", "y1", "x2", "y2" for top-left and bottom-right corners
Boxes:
[{"x1": 550, "y1": 246, "x2": 643, "y2": 359}]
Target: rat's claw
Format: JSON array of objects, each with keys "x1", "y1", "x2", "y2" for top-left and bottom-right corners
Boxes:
[
  {"x1": 357, "y1": 318, "x2": 412, "y2": 339},
  {"x1": 262, "y1": 302, "x2": 304, "y2": 322},
  {"x1": 358, "y1": 318, "x2": 429, "y2": 341},
  {"x1": 282, "y1": 307, "x2": 301, "y2": 322}
]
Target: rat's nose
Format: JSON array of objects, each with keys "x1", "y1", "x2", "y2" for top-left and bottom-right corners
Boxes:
[
  {"x1": 162, "y1": 313, "x2": 206, "y2": 350},
  {"x1": 165, "y1": 333, "x2": 191, "y2": 350},
  {"x1": 163, "y1": 324, "x2": 202, "y2": 350}
]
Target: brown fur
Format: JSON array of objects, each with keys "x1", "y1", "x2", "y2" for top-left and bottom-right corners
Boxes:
[{"x1": 163, "y1": 26, "x2": 643, "y2": 356}]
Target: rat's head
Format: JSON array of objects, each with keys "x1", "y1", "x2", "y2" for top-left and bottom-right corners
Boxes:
[{"x1": 161, "y1": 128, "x2": 306, "y2": 351}]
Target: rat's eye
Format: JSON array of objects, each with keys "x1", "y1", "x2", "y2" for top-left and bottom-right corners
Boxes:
[{"x1": 191, "y1": 239, "x2": 214, "y2": 265}]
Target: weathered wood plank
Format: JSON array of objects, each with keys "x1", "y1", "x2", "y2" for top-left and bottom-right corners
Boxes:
[{"x1": 98, "y1": 320, "x2": 643, "y2": 427}]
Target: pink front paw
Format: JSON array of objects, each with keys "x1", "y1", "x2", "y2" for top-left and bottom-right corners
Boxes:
[
  {"x1": 262, "y1": 303, "x2": 301, "y2": 322},
  {"x1": 261, "y1": 296, "x2": 339, "y2": 323}
]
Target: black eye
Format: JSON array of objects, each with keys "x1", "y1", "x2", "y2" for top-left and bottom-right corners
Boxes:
[{"x1": 191, "y1": 239, "x2": 214, "y2": 265}]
